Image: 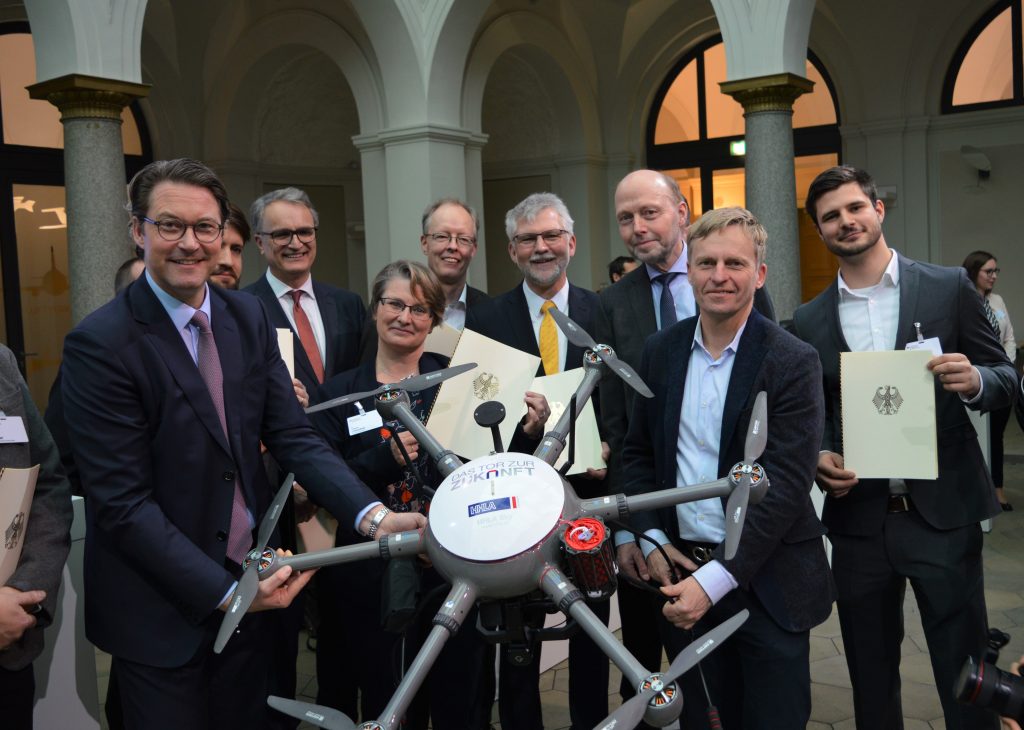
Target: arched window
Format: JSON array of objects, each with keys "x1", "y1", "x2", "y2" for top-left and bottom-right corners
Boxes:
[
  {"x1": 943, "y1": 0, "x2": 1023, "y2": 112},
  {"x1": 646, "y1": 36, "x2": 842, "y2": 301},
  {"x1": 0, "y1": 23, "x2": 151, "y2": 405}
]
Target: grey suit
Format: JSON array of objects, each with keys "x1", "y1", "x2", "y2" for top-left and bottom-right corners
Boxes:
[{"x1": 792, "y1": 254, "x2": 1012, "y2": 729}]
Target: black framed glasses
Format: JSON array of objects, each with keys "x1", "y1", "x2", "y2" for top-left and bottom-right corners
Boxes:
[
  {"x1": 511, "y1": 229, "x2": 569, "y2": 247},
  {"x1": 981, "y1": 267, "x2": 1001, "y2": 276},
  {"x1": 427, "y1": 232, "x2": 476, "y2": 248},
  {"x1": 378, "y1": 297, "x2": 433, "y2": 321},
  {"x1": 141, "y1": 217, "x2": 223, "y2": 243},
  {"x1": 258, "y1": 227, "x2": 318, "y2": 245}
]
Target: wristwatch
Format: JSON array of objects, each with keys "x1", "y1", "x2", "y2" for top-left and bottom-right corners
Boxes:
[{"x1": 367, "y1": 505, "x2": 391, "y2": 539}]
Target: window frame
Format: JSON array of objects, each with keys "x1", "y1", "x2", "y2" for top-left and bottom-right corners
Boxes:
[{"x1": 942, "y1": 0, "x2": 1024, "y2": 113}]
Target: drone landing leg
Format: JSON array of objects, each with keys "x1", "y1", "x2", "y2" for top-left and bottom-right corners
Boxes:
[
  {"x1": 375, "y1": 579, "x2": 477, "y2": 730},
  {"x1": 538, "y1": 567, "x2": 648, "y2": 688}
]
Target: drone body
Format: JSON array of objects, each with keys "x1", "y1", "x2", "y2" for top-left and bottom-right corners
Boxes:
[{"x1": 217, "y1": 311, "x2": 772, "y2": 730}]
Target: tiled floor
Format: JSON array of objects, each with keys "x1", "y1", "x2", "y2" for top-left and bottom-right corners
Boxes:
[{"x1": 97, "y1": 420, "x2": 1024, "y2": 729}]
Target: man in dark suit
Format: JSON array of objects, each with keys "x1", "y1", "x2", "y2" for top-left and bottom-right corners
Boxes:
[
  {"x1": 792, "y1": 165, "x2": 1011, "y2": 729},
  {"x1": 0, "y1": 343, "x2": 72, "y2": 729},
  {"x1": 594, "y1": 170, "x2": 775, "y2": 715},
  {"x1": 244, "y1": 187, "x2": 366, "y2": 398},
  {"x1": 466, "y1": 191, "x2": 608, "y2": 730},
  {"x1": 625, "y1": 207, "x2": 833, "y2": 730},
  {"x1": 60, "y1": 159, "x2": 424, "y2": 730}
]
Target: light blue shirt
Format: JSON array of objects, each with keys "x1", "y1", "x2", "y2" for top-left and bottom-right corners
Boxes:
[
  {"x1": 646, "y1": 242, "x2": 697, "y2": 329},
  {"x1": 145, "y1": 271, "x2": 211, "y2": 362},
  {"x1": 639, "y1": 317, "x2": 743, "y2": 604}
]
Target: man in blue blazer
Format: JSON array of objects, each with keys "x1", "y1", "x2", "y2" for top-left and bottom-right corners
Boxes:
[
  {"x1": 793, "y1": 165, "x2": 1011, "y2": 729},
  {"x1": 60, "y1": 159, "x2": 423, "y2": 730},
  {"x1": 466, "y1": 192, "x2": 608, "y2": 730},
  {"x1": 624, "y1": 207, "x2": 833, "y2": 729}
]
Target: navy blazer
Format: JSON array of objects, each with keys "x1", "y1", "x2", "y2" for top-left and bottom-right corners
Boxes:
[
  {"x1": 792, "y1": 255, "x2": 1013, "y2": 535},
  {"x1": 244, "y1": 275, "x2": 367, "y2": 399},
  {"x1": 61, "y1": 278, "x2": 377, "y2": 667},
  {"x1": 622, "y1": 310, "x2": 834, "y2": 633}
]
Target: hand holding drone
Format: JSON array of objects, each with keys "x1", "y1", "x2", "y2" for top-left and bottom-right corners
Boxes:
[{"x1": 214, "y1": 312, "x2": 771, "y2": 730}]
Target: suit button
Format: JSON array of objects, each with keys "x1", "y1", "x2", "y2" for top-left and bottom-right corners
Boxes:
[
  {"x1": 223, "y1": 471, "x2": 235, "y2": 481},
  {"x1": 216, "y1": 530, "x2": 227, "y2": 541}
]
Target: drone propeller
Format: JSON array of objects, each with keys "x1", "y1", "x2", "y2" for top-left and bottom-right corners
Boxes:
[
  {"x1": 723, "y1": 391, "x2": 768, "y2": 560},
  {"x1": 267, "y1": 696, "x2": 356, "y2": 730},
  {"x1": 547, "y1": 308, "x2": 653, "y2": 398},
  {"x1": 305, "y1": 362, "x2": 478, "y2": 414},
  {"x1": 592, "y1": 609, "x2": 749, "y2": 730},
  {"x1": 214, "y1": 473, "x2": 295, "y2": 654}
]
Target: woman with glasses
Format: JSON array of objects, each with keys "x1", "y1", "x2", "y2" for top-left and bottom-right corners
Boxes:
[
  {"x1": 963, "y1": 250, "x2": 1016, "y2": 510},
  {"x1": 308, "y1": 260, "x2": 547, "y2": 729}
]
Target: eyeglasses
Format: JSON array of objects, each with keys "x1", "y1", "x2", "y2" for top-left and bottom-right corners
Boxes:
[
  {"x1": 142, "y1": 217, "x2": 223, "y2": 243},
  {"x1": 511, "y1": 229, "x2": 569, "y2": 247},
  {"x1": 427, "y1": 232, "x2": 476, "y2": 248},
  {"x1": 981, "y1": 268, "x2": 1001, "y2": 276},
  {"x1": 258, "y1": 227, "x2": 318, "y2": 246},
  {"x1": 378, "y1": 297, "x2": 433, "y2": 321}
]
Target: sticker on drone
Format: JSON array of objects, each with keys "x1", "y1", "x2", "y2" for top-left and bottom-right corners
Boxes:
[
  {"x1": 473, "y1": 372, "x2": 500, "y2": 400},
  {"x1": 448, "y1": 459, "x2": 537, "y2": 491},
  {"x1": 468, "y1": 496, "x2": 518, "y2": 517},
  {"x1": 872, "y1": 385, "x2": 903, "y2": 415}
]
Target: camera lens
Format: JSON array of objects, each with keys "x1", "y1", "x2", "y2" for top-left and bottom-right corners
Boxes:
[{"x1": 956, "y1": 656, "x2": 1024, "y2": 721}]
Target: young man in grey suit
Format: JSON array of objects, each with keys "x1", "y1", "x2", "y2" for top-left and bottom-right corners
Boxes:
[
  {"x1": 792, "y1": 165, "x2": 1012, "y2": 729},
  {"x1": 624, "y1": 207, "x2": 833, "y2": 730}
]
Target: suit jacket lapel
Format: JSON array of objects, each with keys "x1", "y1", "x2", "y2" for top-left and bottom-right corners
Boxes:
[
  {"x1": 510, "y1": 286, "x2": 540, "y2": 357},
  {"x1": 211, "y1": 292, "x2": 244, "y2": 462},
  {"x1": 719, "y1": 312, "x2": 768, "y2": 473},
  {"x1": 253, "y1": 276, "x2": 318, "y2": 388},
  {"x1": 894, "y1": 255, "x2": 920, "y2": 350},
  {"x1": 133, "y1": 281, "x2": 232, "y2": 457},
  {"x1": 626, "y1": 271, "x2": 658, "y2": 337},
  {"x1": 313, "y1": 280, "x2": 338, "y2": 375},
  {"x1": 566, "y1": 284, "x2": 590, "y2": 369},
  {"x1": 823, "y1": 281, "x2": 851, "y2": 354}
]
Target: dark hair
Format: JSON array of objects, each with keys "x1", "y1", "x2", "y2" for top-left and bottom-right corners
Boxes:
[
  {"x1": 805, "y1": 165, "x2": 879, "y2": 225},
  {"x1": 962, "y1": 250, "x2": 996, "y2": 286},
  {"x1": 226, "y1": 202, "x2": 251, "y2": 243},
  {"x1": 126, "y1": 158, "x2": 230, "y2": 223},
  {"x1": 608, "y1": 255, "x2": 637, "y2": 281},
  {"x1": 114, "y1": 257, "x2": 144, "y2": 294},
  {"x1": 370, "y1": 260, "x2": 446, "y2": 328},
  {"x1": 422, "y1": 198, "x2": 479, "y2": 236}
]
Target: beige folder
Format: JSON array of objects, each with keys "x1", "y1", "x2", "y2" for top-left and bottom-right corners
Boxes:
[
  {"x1": 0, "y1": 465, "x2": 40, "y2": 584},
  {"x1": 276, "y1": 328, "x2": 295, "y2": 378},
  {"x1": 427, "y1": 329, "x2": 540, "y2": 459},
  {"x1": 423, "y1": 322, "x2": 461, "y2": 359},
  {"x1": 840, "y1": 350, "x2": 937, "y2": 480},
  {"x1": 528, "y1": 369, "x2": 605, "y2": 475}
]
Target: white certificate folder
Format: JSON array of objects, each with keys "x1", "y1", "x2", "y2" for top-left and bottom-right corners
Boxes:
[
  {"x1": 0, "y1": 465, "x2": 40, "y2": 585},
  {"x1": 840, "y1": 350, "x2": 937, "y2": 480}
]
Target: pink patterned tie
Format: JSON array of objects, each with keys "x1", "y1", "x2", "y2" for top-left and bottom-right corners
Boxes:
[{"x1": 190, "y1": 311, "x2": 251, "y2": 563}]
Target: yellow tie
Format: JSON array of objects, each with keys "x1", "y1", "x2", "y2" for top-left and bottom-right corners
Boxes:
[{"x1": 540, "y1": 301, "x2": 559, "y2": 375}]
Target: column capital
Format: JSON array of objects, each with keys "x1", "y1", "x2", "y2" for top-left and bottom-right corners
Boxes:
[
  {"x1": 719, "y1": 72, "x2": 813, "y2": 114},
  {"x1": 28, "y1": 73, "x2": 150, "y2": 121}
]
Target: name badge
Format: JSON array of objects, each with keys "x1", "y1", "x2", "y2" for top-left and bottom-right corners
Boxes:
[
  {"x1": 905, "y1": 338, "x2": 942, "y2": 357},
  {"x1": 347, "y1": 409, "x2": 384, "y2": 436},
  {"x1": 0, "y1": 416, "x2": 29, "y2": 443}
]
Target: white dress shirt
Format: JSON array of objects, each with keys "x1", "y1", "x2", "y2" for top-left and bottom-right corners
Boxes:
[
  {"x1": 444, "y1": 284, "x2": 469, "y2": 331},
  {"x1": 265, "y1": 270, "x2": 326, "y2": 364},
  {"x1": 522, "y1": 279, "x2": 570, "y2": 371}
]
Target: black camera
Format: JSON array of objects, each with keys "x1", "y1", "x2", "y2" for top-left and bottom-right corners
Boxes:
[{"x1": 955, "y1": 628, "x2": 1024, "y2": 721}]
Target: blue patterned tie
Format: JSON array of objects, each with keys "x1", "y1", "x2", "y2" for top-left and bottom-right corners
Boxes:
[{"x1": 654, "y1": 272, "x2": 679, "y2": 329}]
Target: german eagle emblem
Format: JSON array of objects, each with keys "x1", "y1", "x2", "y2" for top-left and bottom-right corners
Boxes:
[
  {"x1": 5, "y1": 511, "x2": 25, "y2": 549},
  {"x1": 872, "y1": 385, "x2": 903, "y2": 415},
  {"x1": 473, "y1": 373, "x2": 500, "y2": 401}
]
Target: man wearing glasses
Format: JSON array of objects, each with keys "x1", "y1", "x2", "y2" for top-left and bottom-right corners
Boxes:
[
  {"x1": 466, "y1": 191, "x2": 609, "y2": 730},
  {"x1": 420, "y1": 198, "x2": 489, "y2": 330},
  {"x1": 244, "y1": 187, "x2": 367, "y2": 400}
]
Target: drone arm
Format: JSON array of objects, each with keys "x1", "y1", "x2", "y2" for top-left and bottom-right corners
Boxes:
[
  {"x1": 538, "y1": 567, "x2": 649, "y2": 689},
  {"x1": 375, "y1": 579, "x2": 478, "y2": 730},
  {"x1": 275, "y1": 530, "x2": 426, "y2": 574},
  {"x1": 533, "y1": 365, "x2": 602, "y2": 467},
  {"x1": 577, "y1": 478, "x2": 733, "y2": 521},
  {"x1": 378, "y1": 399, "x2": 463, "y2": 478}
]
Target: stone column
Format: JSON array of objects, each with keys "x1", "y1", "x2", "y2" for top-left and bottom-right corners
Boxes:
[
  {"x1": 721, "y1": 73, "x2": 813, "y2": 321},
  {"x1": 28, "y1": 73, "x2": 149, "y2": 324}
]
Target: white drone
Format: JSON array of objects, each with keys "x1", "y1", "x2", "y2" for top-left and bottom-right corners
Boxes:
[{"x1": 215, "y1": 309, "x2": 770, "y2": 730}]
